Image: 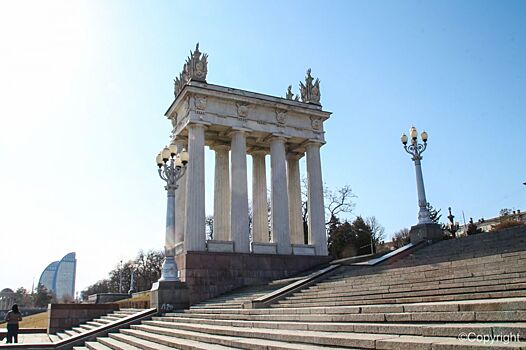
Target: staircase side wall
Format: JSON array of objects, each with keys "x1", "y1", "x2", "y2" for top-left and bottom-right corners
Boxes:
[{"x1": 47, "y1": 303, "x2": 119, "y2": 334}]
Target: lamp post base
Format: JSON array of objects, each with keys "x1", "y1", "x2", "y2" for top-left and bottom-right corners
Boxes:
[
  {"x1": 159, "y1": 256, "x2": 179, "y2": 282},
  {"x1": 410, "y1": 223, "x2": 443, "y2": 244},
  {"x1": 150, "y1": 280, "x2": 189, "y2": 312}
]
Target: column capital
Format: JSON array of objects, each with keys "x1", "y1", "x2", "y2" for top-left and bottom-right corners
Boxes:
[
  {"x1": 287, "y1": 152, "x2": 304, "y2": 161},
  {"x1": 230, "y1": 127, "x2": 252, "y2": 135},
  {"x1": 269, "y1": 133, "x2": 290, "y2": 142},
  {"x1": 209, "y1": 143, "x2": 230, "y2": 152},
  {"x1": 187, "y1": 121, "x2": 211, "y2": 130},
  {"x1": 249, "y1": 148, "x2": 267, "y2": 156},
  {"x1": 305, "y1": 139, "x2": 324, "y2": 148}
]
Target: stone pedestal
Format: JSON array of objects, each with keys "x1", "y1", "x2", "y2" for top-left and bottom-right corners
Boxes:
[
  {"x1": 150, "y1": 281, "x2": 189, "y2": 312},
  {"x1": 410, "y1": 223, "x2": 443, "y2": 244}
]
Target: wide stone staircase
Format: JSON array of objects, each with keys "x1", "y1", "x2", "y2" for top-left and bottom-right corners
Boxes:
[
  {"x1": 49, "y1": 308, "x2": 145, "y2": 343},
  {"x1": 74, "y1": 227, "x2": 526, "y2": 349},
  {"x1": 189, "y1": 284, "x2": 283, "y2": 310}
]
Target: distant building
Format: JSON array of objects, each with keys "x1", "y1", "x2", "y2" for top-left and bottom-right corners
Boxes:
[
  {"x1": 458, "y1": 209, "x2": 526, "y2": 235},
  {"x1": 38, "y1": 252, "x2": 77, "y2": 301}
]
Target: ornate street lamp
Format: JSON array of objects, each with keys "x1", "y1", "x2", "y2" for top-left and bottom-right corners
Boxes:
[
  {"x1": 401, "y1": 126, "x2": 433, "y2": 225},
  {"x1": 156, "y1": 143, "x2": 189, "y2": 282},
  {"x1": 128, "y1": 264, "x2": 137, "y2": 295}
]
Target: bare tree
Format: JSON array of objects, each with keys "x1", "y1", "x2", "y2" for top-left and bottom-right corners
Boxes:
[
  {"x1": 365, "y1": 216, "x2": 385, "y2": 245},
  {"x1": 301, "y1": 179, "x2": 356, "y2": 241},
  {"x1": 324, "y1": 185, "x2": 356, "y2": 225},
  {"x1": 392, "y1": 228, "x2": 410, "y2": 248}
]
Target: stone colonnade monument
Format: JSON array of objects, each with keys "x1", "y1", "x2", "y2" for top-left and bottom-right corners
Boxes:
[{"x1": 153, "y1": 44, "x2": 332, "y2": 307}]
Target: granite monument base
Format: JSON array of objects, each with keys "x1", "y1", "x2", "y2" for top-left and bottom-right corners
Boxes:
[
  {"x1": 410, "y1": 223, "x2": 443, "y2": 244},
  {"x1": 174, "y1": 251, "x2": 331, "y2": 305},
  {"x1": 150, "y1": 280, "x2": 189, "y2": 312}
]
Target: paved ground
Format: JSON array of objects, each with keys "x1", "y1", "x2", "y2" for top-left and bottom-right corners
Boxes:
[{"x1": 0, "y1": 332, "x2": 50, "y2": 345}]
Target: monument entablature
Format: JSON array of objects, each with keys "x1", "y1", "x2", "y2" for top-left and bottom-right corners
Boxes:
[{"x1": 165, "y1": 82, "x2": 330, "y2": 154}]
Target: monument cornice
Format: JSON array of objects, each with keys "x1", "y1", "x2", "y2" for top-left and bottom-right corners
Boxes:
[{"x1": 165, "y1": 81, "x2": 331, "y2": 120}]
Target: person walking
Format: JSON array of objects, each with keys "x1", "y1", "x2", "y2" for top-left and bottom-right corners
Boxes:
[{"x1": 4, "y1": 304, "x2": 22, "y2": 344}]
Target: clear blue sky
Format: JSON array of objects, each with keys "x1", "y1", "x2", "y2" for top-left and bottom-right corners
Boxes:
[{"x1": 0, "y1": 0, "x2": 524, "y2": 293}]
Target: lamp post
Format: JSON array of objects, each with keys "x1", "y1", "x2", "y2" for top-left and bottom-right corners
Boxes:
[
  {"x1": 118, "y1": 260, "x2": 123, "y2": 293},
  {"x1": 128, "y1": 264, "x2": 137, "y2": 295},
  {"x1": 156, "y1": 143, "x2": 189, "y2": 282},
  {"x1": 401, "y1": 126, "x2": 432, "y2": 225}
]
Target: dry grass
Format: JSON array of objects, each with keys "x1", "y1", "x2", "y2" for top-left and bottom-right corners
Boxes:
[
  {"x1": 0, "y1": 312, "x2": 48, "y2": 329},
  {"x1": 116, "y1": 292, "x2": 150, "y2": 309}
]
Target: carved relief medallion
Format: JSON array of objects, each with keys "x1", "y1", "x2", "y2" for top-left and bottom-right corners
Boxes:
[
  {"x1": 311, "y1": 117, "x2": 322, "y2": 130},
  {"x1": 275, "y1": 109, "x2": 287, "y2": 125},
  {"x1": 236, "y1": 103, "x2": 249, "y2": 117},
  {"x1": 194, "y1": 96, "x2": 207, "y2": 111}
]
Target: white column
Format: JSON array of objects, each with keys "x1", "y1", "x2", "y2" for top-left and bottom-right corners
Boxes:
[
  {"x1": 174, "y1": 139, "x2": 187, "y2": 249},
  {"x1": 184, "y1": 124, "x2": 206, "y2": 252},
  {"x1": 251, "y1": 150, "x2": 268, "y2": 242},
  {"x1": 230, "y1": 130, "x2": 250, "y2": 253},
  {"x1": 270, "y1": 136, "x2": 291, "y2": 255},
  {"x1": 287, "y1": 153, "x2": 304, "y2": 245},
  {"x1": 212, "y1": 144, "x2": 231, "y2": 240},
  {"x1": 306, "y1": 142, "x2": 328, "y2": 255}
]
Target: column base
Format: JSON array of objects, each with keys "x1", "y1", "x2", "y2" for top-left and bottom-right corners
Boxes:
[
  {"x1": 251, "y1": 242, "x2": 277, "y2": 254},
  {"x1": 292, "y1": 244, "x2": 316, "y2": 255},
  {"x1": 207, "y1": 240, "x2": 234, "y2": 253},
  {"x1": 410, "y1": 223, "x2": 443, "y2": 244},
  {"x1": 150, "y1": 280, "x2": 189, "y2": 312}
]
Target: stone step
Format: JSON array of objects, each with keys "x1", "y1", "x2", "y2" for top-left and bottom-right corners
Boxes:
[
  {"x1": 87, "y1": 321, "x2": 107, "y2": 327},
  {"x1": 274, "y1": 292, "x2": 526, "y2": 309},
  {"x1": 48, "y1": 334, "x2": 61, "y2": 342},
  {"x1": 320, "y1": 266, "x2": 526, "y2": 287},
  {"x1": 116, "y1": 309, "x2": 144, "y2": 314},
  {"x1": 179, "y1": 309, "x2": 526, "y2": 323},
  {"x1": 153, "y1": 316, "x2": 526, "y2": 338},
  {"x1": 128, "y1": 321, "x2": 526, "y2": 349},
  {"x1": 293, "y1": 278, "x2": 526, "y2": 300},
  {"x1": 193, "y1": 296, "x2": 265, "y2": 306},
  {"x1": 123, "y1": 325, "x2": 355, "y2": 349},
  {"x1": 93, "y1": 318, "x2": 112, "y2": 324},
  {"x1": 192, "y1": 292, "x2": 274, "y2": 305},
  {"x1": 191, "y1": 304, "x2": 243, "y2": 309},
  {"x1": 73, "y1": 347, "x2": 90, "y2": 350},
  {"x1": 320, "y1": 272, "x2": 526, "y2": 293},
  {"x1": 364, "y1": 254, "x2": 524, "y2": 272},
  {"x1": 110, "y1": 331, "x2": 234, "y2": 350},
  {"x1": 101, "y1": 315, "x2": 125, "y2": 321},
  {"x1": 315, "y1": 277, "x2": 526, "y2": 297},
  {"x1": 64, "y1": 329, "x2": 82, "y2": 337},
  {"x1": 397, "y1": 245, "x2": 526, "y2": 259},
  {"x1": 322, "y1": 263, "x2": 526, "y2": 287},
  {"x1": 80, "y1": 323, "x2": 98, "y2": 331},
  {"x1": 73, "y1": 326, "x2": 89, "y2": 334},
  {"x1": 85, "y1": 341, "x2": 113, "y2": 350},
  {"x1": 56, "y1": 331, "x2": 71, "y2": 340},
  {"x1": 189, "y1": 298, "x2": 526, "y2": 314},
  {"x1": 277, "y1": 284, "x2": 526, "y2": 307},
  {"x1": 97, "y1": 335, "x2": 143, "y2": 350}
]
